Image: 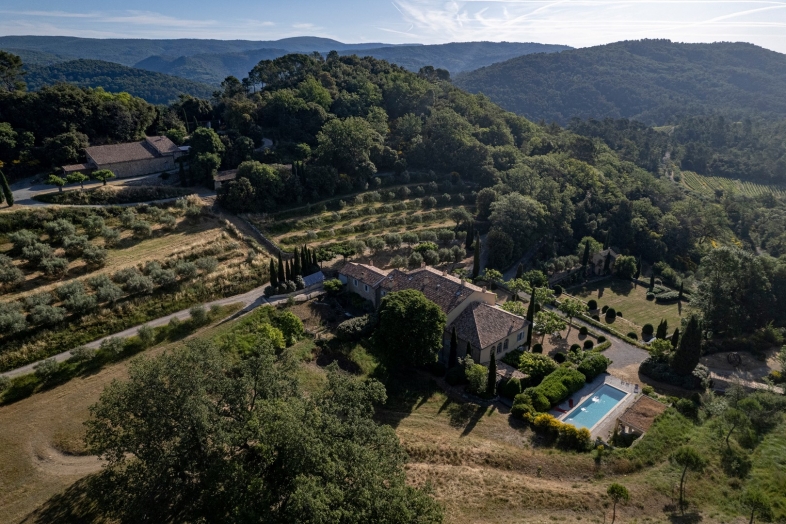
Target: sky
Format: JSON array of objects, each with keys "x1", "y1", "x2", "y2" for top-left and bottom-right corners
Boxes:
[{"x1": 1, "y1": 0, "x2": 786, "y2": 53}]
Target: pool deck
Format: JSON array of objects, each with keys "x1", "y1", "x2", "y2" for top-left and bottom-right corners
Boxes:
[{"x1": 549, "y1": 374, "x2": 639, "y2": 441}]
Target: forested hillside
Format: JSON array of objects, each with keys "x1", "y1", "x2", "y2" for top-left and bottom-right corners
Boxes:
[
  {"x1": 24, "y1": 59, "x2": 216, "y2": 104},
  {"x1": 455, "y1": 40, "x2": 786, "y2": 125}
]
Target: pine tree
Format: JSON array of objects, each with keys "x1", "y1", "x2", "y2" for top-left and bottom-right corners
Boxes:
[
  {"x1": 656, "y1": 319, "x2": 668, "y2": 339},
  {"x1": 525, "y1": 292, "x2": 536, "y2": 348},
  {"x1": 486, "y1": 353, "x2": 497, "y2": 396},
  {"x1": 465, "y1": 341, "x2": 473, "y2": 361},
  {"x1": 671, "y1": 327, "x2": 680, "y2": 348},
  {"x1": 582, "y1": 240, "x2": 591, "y2": 267},
  {"x1": 678, "y1": 282, "x2": 684, "y2": 300},
  {"x1": 293, "y1": 247, "x2": 301, "y2": 277},
  {"x1": 516, "y1": 263, "x2": 524, "y2": 280},
  {"x1": 0, "y1": 170, "x2": 11, "y2": 206},
  {"x1": 672, "y1": 316, "x2": 702, "y2": 375},
  {"x1": 449, "y1": 327, "x2": 458, "y2": 369},
  {"x1": 277, "y1": 253, "x2": 285, "y2": 284},
  {"x1": 472, "y1": 232, "x2": 481, "y2": 278},
  {"x1": 270, "y1": 258, "x2": 278, "y2": 287}
]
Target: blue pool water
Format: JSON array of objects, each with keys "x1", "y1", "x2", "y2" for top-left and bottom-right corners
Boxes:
[{"x1": 563, "y1": 384, "x2": 627, "y2": 430}]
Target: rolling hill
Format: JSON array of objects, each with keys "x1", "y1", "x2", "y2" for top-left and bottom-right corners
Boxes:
[
  {"x1": 24, "y1": 59, "x2": 216, "y2": 105},
  {"x1": 454, "y1": 39, "x2": 786, "y2": 124}
]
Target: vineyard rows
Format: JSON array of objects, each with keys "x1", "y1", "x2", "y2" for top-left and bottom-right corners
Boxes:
[{"x1": 681, "y1": 171, "x2": 786, "y2": 198}]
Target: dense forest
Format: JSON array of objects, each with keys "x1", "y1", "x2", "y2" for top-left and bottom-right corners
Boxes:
[
  {"x1": 24, "y1": 59, "x2": 215, "y2": 105},
  {"x1": 569, "y1": 116, "x2": 786, "y2": 184},
  {"x1": 454, "y1": 40, "x2": 786, "y2": 125}
]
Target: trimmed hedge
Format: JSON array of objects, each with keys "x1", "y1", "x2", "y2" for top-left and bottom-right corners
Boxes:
[
  {"x1": 521, "y1": 367, "x2": 586, "y2": 411},
  {"x1": 583, "y1": 340, "x2": 594, "y2": 350},
  {"x1": 655, "y1": 291, "x2": 682, "y2": 303},
  {"x1": 577, "y1": 353, "x2": 611, "y2": 380},
  {"x1": 500, "y1": 377, "x2": 522, "y2": 399}
]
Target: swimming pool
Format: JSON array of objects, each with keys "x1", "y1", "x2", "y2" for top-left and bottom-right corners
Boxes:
[{"x1": 563, "y1": 384, "x2": 627, "y2": 430}]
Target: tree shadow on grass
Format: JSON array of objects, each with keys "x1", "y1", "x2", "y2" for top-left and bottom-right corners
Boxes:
[
  {"x1": 667, "y1": 510, "x2": 703, "y2": 524},
  {"x1": 374, "y1": 370, "x2": 440, "y2": 429},
  {"x1": 20, "y1": 475, "x2": 110, "y2": 524}
]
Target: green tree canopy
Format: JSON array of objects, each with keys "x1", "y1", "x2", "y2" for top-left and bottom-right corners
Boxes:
[
  {"x1": 0, "y1": 51, "x2": 26, "y2": 92},
  {"x1": 374, "y1": 289, "x2": 447, "y2": 368}
]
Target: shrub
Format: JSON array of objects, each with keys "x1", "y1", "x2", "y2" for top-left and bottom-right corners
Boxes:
[
  {"x1": 190, "y1": 305, "x2": 208, "y2": 325},
  {"x1": 101, "y1": 227, "x2": 120, "y2": 247},
  {"x1": 570, "y1": 343, "x2": 582, "y2": 352},
  {"x1": 137, "y1": 325, "x2": 156, "y2": 347},
  {"x1": 501, "y1": 377, "x2": 522, "y2": 398},
  {"x1": 583, "y1": 340, "x2": 595, "y2": 350},
  {"x1": 175, "y1": 261, "x2": 198, "y2": 279},
  {"x1": 69, "y1": 345, "x2": 96, "y2": 362},
  {"x1": 627, "y1": 332, "x2": 638, "y2": 340},
  {"x1": 63, "y1": 292, "x2": 97, "y2": 314},
  {"x1": 324, "y1": 278, "x2": 343, "y2": 295},
  {"x1": 532, "y1": 343, "x2": 543, "y2": 353},
  {"x1": 22, "y1": 241, "x2": 54, "y2": 264},
  {"x1": 519, "y1": 389, "x2": 551, "y2": 412},
  {"x1": 336, "y1": 314, "x2": 378, "y2": 341},
  {"x1": 518, "y1": 353, "x2": 558, "y2": 382},
  {"x1": 124, "y1": 274, "x2": 155, "y2": 295},
  {"x1": 465, "y1": 362, "x2": 488, "y2": 395},
  {"x1": 150, "y1": 268, "x2": 177, "y2": 287},
  {"x1": 527, "y1": 367, "x2": 586, "y2": 410},
  {"x1": 0, "y1": 375, "x2": 10, "y2": 393},
  {"x1": 511, "y1": 397, "x2": 536, "y2": 419},
  {"x1": 642, "y1": 323, "x2": 654, "y2": 337},
  {"x1": 9, "y1": 230, "x2": 40, "y2": 252},
  {"x1": 655, "y1": 291, "x2": 681, "y2": 303},
  {"x1": 553, "y1": 352, "x2": 566, "y2": 363},
  {"x1": 62, "y1": 234, "x2": 90, "y2": 257},
  {"x1": 132, "y1": 221, "x2": 153, "y2": 239},
  {"x1": 81, "y1": 245, "x2": 108, "y2": 267},
  {"x1": 40, "y1": 256, "x2": 69, "y2": 277},
  {"x1": 592, "y1": 314, "x2": 600, "y2": 321},
  {"x1": 100, "y1": 337, "x2": 126, "y2": 355},
  {"x1": 577, "y1": 353, "x2": 611, "y2": 380},
  {"x1": 597, "y1": 335, "x2": 607, "y2": 343},
  {"x1": 617, "y1": 311, "x2": 623, "y2": 317},
  {"x1": 601, "y1": 305, "x2": 609, "y2": 313},
  {"x1": 579, "y1": 326, "x2": 588, "y2": 336},
  {"x1": 195, "y1": 256, "x2": 218, "y2": 274},
  {"x1": 45, "y1": 219, "x2": 76, "y2": 244},
  {"x1": 606, "y1": 307, "x2": 616, "y2": 318},
  {"x1": 445, "y1": 365, "x2": 467, "y2": 386},
  {"x1": 83, "y1": 215, "x2": 105, "y2": 238},
  {"x1": 422, "y1": 249, "x2": 440, "y2": 266},
  {"x1": 112, "y1": 266, "x2": 140, "y2": 283},
  {"x1": 587, "y1": 299, "x2": 597, "y2": 310},
  {"x1": 408, "y1": 252, "x2": 423, "y2": 268},
  {"x1": 553, "y1": 285, "x2": 563, "y2": 296},
  {"x1": 34, "y1": 358, "x2": 60, "y2": 382}
]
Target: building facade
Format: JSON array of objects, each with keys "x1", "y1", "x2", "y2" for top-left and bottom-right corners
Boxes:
[{"x1": 62, "y1": 136, "x2": 185, "y2": 179}]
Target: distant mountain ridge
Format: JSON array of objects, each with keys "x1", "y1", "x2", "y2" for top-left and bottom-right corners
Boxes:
[
  {"x1": 24, "y1": 59, "x2": 216, "y2": 105},
  {"x1": 1, "y1": 36, "x2": 571, "y2": 86},
  {"x1": 454, "y1": 39, "x2": 786, "y2": 125}
]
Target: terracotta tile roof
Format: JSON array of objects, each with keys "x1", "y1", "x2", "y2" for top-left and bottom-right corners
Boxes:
[
  {"x1": 450, "y1": 302, "x2": 528, "y2": 349},
  {"x1": 85, "y1": 136, "x2": 177, "y2": 166},
  {"x1": 339, "y1": 262, "x2": 389, "y2": 287},
  {"x1": 617, "y1": 395, "x2": 667, "y2": 433},
  {"x1": 62, "y1": 163, "x2": 93, "y2": 173},
  {"x1": 379, "y1": 266, "x2": 483, "y2": 315}
]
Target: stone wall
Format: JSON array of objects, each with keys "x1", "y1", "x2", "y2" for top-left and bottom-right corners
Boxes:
[{"x1": 100, "y1": 156, "x2": 176, "y2": 179}]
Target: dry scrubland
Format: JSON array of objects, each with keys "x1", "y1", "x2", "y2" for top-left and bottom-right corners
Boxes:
[{"x1": 1, "y1": 299, "x2": 784, "y2": 524}]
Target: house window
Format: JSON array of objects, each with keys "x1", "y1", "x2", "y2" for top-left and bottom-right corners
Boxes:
[
  {"x1": 517, "y1": 332, "x2": 523, "y2": 341},
  {"x1": 497, "y1": 343, "x2": 502, "y2": 354},
  {"x1": 353, "y1": 279, "x2": 358, "y2": 286},
  {"x1": 364, "y1": 284, "x2": 369, "y2": 292},
  {"x1": 504, "y1": 339, "x2": 509, "y2": 350}
]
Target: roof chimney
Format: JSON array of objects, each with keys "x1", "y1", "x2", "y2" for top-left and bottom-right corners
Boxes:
[
  {"x1": 369, "y1": 260, "x2": 374, "y2": 267},
  {"x1": 482, "y1": 286, "x2": 487, "y2": 292}
]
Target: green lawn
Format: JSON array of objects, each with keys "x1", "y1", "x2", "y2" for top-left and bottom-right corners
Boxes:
[{"x1": 570, "y1": 278, "x2": 685, "y2": 331}]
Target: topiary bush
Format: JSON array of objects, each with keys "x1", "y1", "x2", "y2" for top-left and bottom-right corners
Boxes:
[
  {"x1": 617, "y1": 311, "x2": 623, "y2": 317},
  {"x1": 587, "y1": 299, "x2": 597, "y2": 310},
  {"x1": 526, "y1": 367, "x2": 586, "y2": 410},
  {"x1": 642, "y1": 323, "x2": 654, "y2": 337},
  {"x1": 501, "y1": 377, "x2": 522, "y2": 399},
  {"x1": 553, "y1": 284, "x2": 563, "y2": 296},
  {"x1": 592, "y1": 314, "x2": 600, "y2": 321},
  {"x1": 570, "y1": 344, "x2": 582, "y2": 352},
  {"x1": 627, "y1": 332, "x2": 638, "y2": 340},
  {"x1": 553, "y1": 352, "x2": 566, "y2": 364},
  {"x1": 579, "y1": 326, "x2": 588, "y2": 336},
  {"x1": 646, "y1": 292, "x2": 655, "y2": 300},
  {"x1": 601, "y1": 305, "x2": 608, "y2": 313},
  {"x1": 597, "y1": 335, "x2": 607, "y2": 343},
  {"x1": 532, "y1": 343, "x2": 543, "y2": 354},
  {"x1": 517, "y1": 353, "x2": 558, "y2": 383},
  {"x1": 606, "y1": 307, "x2": 616, "y2": 318},
  {"x1": 583, "y1": 340, "x2": 594, "y2": 350}
]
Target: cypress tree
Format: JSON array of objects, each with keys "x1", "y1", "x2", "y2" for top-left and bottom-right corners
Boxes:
[
  {"x1": 603, "y1": 229, "x2": 611, "y2": 250},
  {"x1": 270, "y1": 258, "x2": 278, "y2": 287},
  {"x1": 472, "y1": 232, "x2": 481, "y2": 278},
  {"x1": 671, "y1": 327, "x2": 681, "y2": 348},
  {"x1": 678, "y1": 282, "x2": 684, "y2": 300},
  {"x1": 516, "y1": 263, "x2": 524, "y2": 280},
  {"x1": 649, "y1": 273, "x2": 655, "y2": 289},
  {"x1": 465, "y1": 222, "x2": 474, "y2": 250},
  {"x1": 603, "y1": 252, "x2": 612, "y2": 274},
  {"x1": 634, "y1": 257, "x2": 641, "y2": 280},
  {"x1": 302, "y1": 245, "x2": 308, "y2": 272},
  {"x1": 449, "y1": 327, "x2": 458, "y2": 369},
  {"x1": 312, "y1": 249, "x2": 318, "y2": 268},
  {"x1": 277, "y1": 253, "x2": 285, "y2": 283},
  {"x1": 486, "y1": 353, "x2": 497, "y2": 396},
  {"x1": 656, "y1": 319, "x2": 668, "y2": 339},
  {"x1": 465, "y1": 341, "x2": 473, "y2": 361},
  {"x1": 582, "y1": 239, "x2": 591, "y2": 267},
  {"x1": 525, "y1": 292, "x2": 536, "y2": 348},
  {"x1": 0, "y1": 170, "x2": 11, "y2": 206},
  {"x1": 672, "y1": 315, "x2": 702, "y2": 375},
  {"x1": 293, "y1": 247, "x2": 301, "y2": 277}
]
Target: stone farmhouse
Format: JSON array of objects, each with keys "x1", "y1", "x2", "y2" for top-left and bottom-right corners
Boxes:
[
  {"x1": 338, "y1": 262, "x2": 530, "y2": 366},
  {"x1": 590, "y1": 248, "x2": 620, "y2": 276},
  {"x1": 62, "y1": 136, "x2": 186, "y2": 179}
]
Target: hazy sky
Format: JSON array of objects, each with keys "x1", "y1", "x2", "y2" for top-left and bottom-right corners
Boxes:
[{"x1": 2, "y1": 0, "x2": 786, "y2": 53}]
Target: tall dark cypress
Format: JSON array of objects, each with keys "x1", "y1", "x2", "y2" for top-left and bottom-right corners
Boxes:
[
  {"x1": 472, "y1": 232, "x2": 481, "y2": 278},
  {"x1": 516, "y1": 263, "x2": 524, "y2": 280},
  {"x1": 0, "y1": 170, "x2": 12, "y2": 206},
  {"x1": 671, "y1": 315, "x2": 702, "y2": 375},
  {"x1": 449, "y1": 327, "x2": 458, "y2": 369},
  {"x1": 678, "y1": 282, "x2": 684, "y2": 300},
  {"x1": 634, "y1": 256, "x2": 641, "y2": 279},
  {"x1": 465, "y1": 222, "x2": 474, "y2": 250},
  {"x1": 525, "y1": 291, "x2": 536, "y2": 349},
  {"x1": 603, "y1": 230, "x2": 611, "y2": 250},
  {"x1": 277, "y1": 253, "x2": 285, "y2": 284},
  {"x1": 656, "y1": 319, "x2": 668, "y2": 339},
  {"x1": 582, "y1": 240, "x2": 591, "y2": 267},
  {"x1": 465, "y1": 341, "x2": 473, "y2": 361},
  {"x1": 293, "y1": 247, "x2": 301, "y2": 277},
  {"x1": 312, "y1": 249, "x2": 318, "y2": 268},
  {"x1": 301, "y1": 245, "x2": 308, "y2": 272},
  {"x1": 649, "y1": 273, "x2": 655, "y2": 289},
  {"x1": 486, "y1": 352, "x2": 497, "y2": 396},
  {"x1": 671, "y1": 327, "x2": 681, "y2": 348},
  {"x1": 270, "y1": 258, "x2": 278, "y2": 287}
]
